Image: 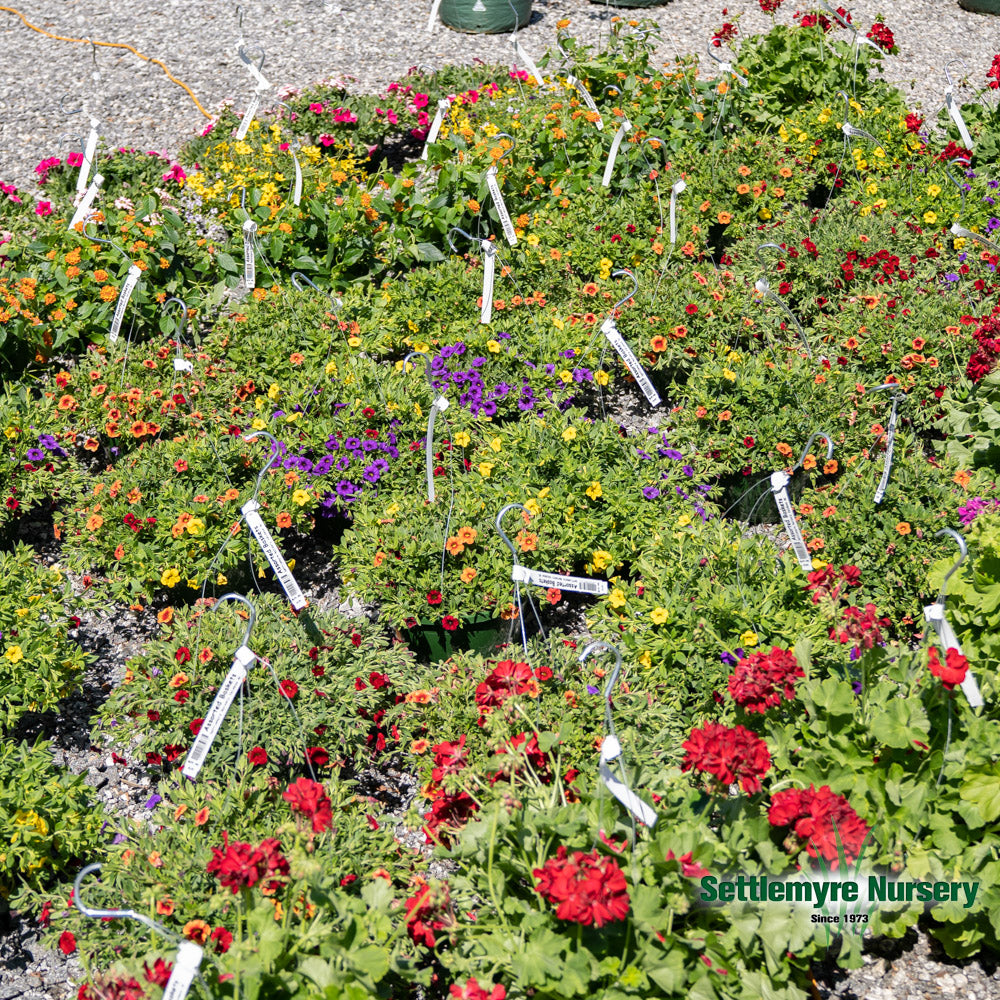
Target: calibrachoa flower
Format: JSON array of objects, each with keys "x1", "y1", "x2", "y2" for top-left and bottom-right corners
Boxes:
[
  {"x1": 283, "y1": 777, "x2": 333, "y2": 832},
  {"x1": 727, "y1": 646, "x2": 803, "y2": 713},
  {"x1": 450, "y1": 978, "x2": 506, "y2": 1000},
  {"x1": 769, "y1": 785, "x2": 870, "y2": 866},
  {"x1": 681, "y1": 722, "x2": 771, "y2": 793},
  {"x1": 206, "y1": 832, "x2": 289, "y2": 893},
  {"x1": 533, "y1": 846, "x2": 630, "y2": 927},
  {"x1": 927, "y1": 646, "x2": 969, "y2": 690}
]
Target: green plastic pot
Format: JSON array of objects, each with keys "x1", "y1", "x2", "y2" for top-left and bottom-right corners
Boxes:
[
  {"x1": 439, "y1": 0, "x2": 532, "y2": 32},
  {"x1": 401, "y1": 613, "x2": 508, "y2": 662},
  {"x1": 959, "y1": 0, "x2": 1000, "y2": 11}
]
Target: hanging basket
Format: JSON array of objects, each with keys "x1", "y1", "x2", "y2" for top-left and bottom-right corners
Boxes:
[
  {"x1": 438, "y1": 0, "x2": 532, "y2": 33},
  {"x1": 959, "y1": 0, "x2": 1000, "y2": 12}
]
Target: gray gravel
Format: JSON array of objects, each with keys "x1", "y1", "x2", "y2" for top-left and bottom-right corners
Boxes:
[{"x1": 1, "y1": 1, "x2": 999, "y2": 192}]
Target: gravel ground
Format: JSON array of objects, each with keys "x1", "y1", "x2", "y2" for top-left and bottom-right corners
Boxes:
[{"x1": 1, "y1": 0, "x2": 999, "y2": 191}]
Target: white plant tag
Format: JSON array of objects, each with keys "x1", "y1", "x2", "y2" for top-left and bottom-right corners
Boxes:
[
  {"x1": 242, "y1": 499, "x2": 308, "y2": 610},
  {"x1": 161, "y1": 941, "x2": 203, "y2": 1000},
  {"x1": 486, "y1": 165, "x2": 517, "y2": 246},
  {"x1": 480, "y1": 240, "x2": 496, "y2": 324},
  {"x1": 242, "y1": 219, "x2": 257, "y2": 289},
  {"x1": 601, "y1": 318, "x2": 661, "y2": 407},
  {"x1": 181, "y1": 645, "x2": 255, "y2": 780},
  {"x1": 173, "y1": 357, "x2": 193, "y2": 373},
  {"x1": 292, "y1": 148, "x2": 303, "y2": 206},
  {"x1": 239, "y1": 49, "x2": 271, "y2": 91},
  {"x1": 511, "y1": 565, "x2": 609, "y2": 596},
  {"x1": 716, "y1": 61, "x2": 749, "y2": 87},
  {"x1": 512, "y1": 38, "x2": 545, "y2": 87},
  {"x1": 602, "y1": 119, "x2": 632, "y2": 188},
  {"x1": 873, "y1": 395, "x2": 900, "y2": 505},
  {"x1": 950, "y1": 222, "x2": 1000, "y2": 256},
  {"x1": 770, "y1": 471, "x2": 813, "y2": 572},
  {"x1": 426, "y1": 0, "x2": 443, "y2": 33},
  {"x1": 235, "y1": 84, "x2": 266, "y2": 141},
  {"x1": 68, "y1": 173, "x2": 104, "y2": 231},
  {"x1": 77, "y1": 118, "x2": 100, "y2": 196},
  {"x1": 669, "y1": 179, "x2": 686, "y2": 244},
  {"x1": 599, "y1": 735, "x2": 657, "y2": 827},
  {"x1": 945, "y1": 88, "x2": 975, "y2": 151},
  {"x1": 924, "y1": 603, "x2": 983, "y2": 707},
  {"x1": 421, "y1": 99, "x2": 450, "y2": 160},
  {"x1": 566, "y1": 74, "x2": 603, "y2": 130},
  {"x1": 424, "y1": 395, "x2": 448, "y2": 502},
  {"x1": 109, "y1": 264, "x2": 141, "y2": 345}
]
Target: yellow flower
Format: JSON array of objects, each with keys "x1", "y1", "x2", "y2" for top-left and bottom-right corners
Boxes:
[
  {"x1": 559, "y1": 369, "x2": 573, "y2": 384},
  {"x1": 527, "y1": 233, "x2": 539, "y2": 246},
  {"x1": 478, "y1": 462, "x2": 494, "y2": 478},
  {"x1": 487, "y1": 340, "x2": 501, "y2": 353},
  {"x1": 722, "y1": 368, "x2": 736, "y2": 381},
  {"x1": 267, "y1": 383, "x2": 281, "y2": 400},
  {"x1": 386, "y1": 502, "x2": 400, "y2": 517},
  {"x1": 649, "y1": 607, "x2": 668, "y2": 625},
  {"x1": 489, "y1": 437, "x2": 502, "y2": 453},
  {"x1": 412, "y1": 341, "x2": 430, "y2": 354},
  {"x1": 595, "y1": 370, "x2": 609, "y2": 386},
  {"x1": 927, "y1": 184, "x2": 941, "y2": 198},
  {"x1": 562, "y1": 427, "x2": 577, "y2": 442},
  {"x1": 739, "y1": 630, "x2": 759, "y2": 647},
  {"x1": 185, "y1": 518, "x2": 205, "y2": 536},
  {"x1": 592, "y1": 550, "x2": 613, "y2": 571},
  {"x1": 923, "y1": 211, "x2": 938, "y2": 224},
  {"x1": 292, "y1": 489, "x2": 310, "y2": 506},
  {"x1": 675, "y1": 514, "x2": 692, "y2": 528},
  {"x1": 608, "y1": 588, "x2": 627, "y2": 609},
  {"x1": 552, "y1": 316, "x2": 565, "y2": 331},
  {"x1": 325, "y1": 360, "x2": 338, "y2": 376},
  {"x1": 638, "y1": 650, "x2": 652, "y2": 669},
  {"x1": 4, "y1": 645, "x2": 23, "y2": 663},
  {"x1": 727, "y1": 350, "x2": 741, "y2": 363},
  {"x1": 585, "y1": 481, "x2": 603, "y2": 500},
  {"x1": 525, "y1": 499, "x2": 542, "y2": 515},
  {"x1": 454, "y1": 431, "x2": 471, "y2": 447},
  {"x1": 347, "y1": 336, "x2": 361, "y2": 348},
  {"x1": 217, "y1": 573, "x2": 228, "y2": 586},
  {"x1": 161, "y1": 567, "x2": 181, "y2": 588},
  {"x1": 251, "y1": 418, "x2": 266, "y2": 431}
]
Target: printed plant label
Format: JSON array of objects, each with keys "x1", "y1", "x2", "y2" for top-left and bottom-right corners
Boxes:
[{"x1": 242, "y1": 499, "x2": 308, "y2": 610}]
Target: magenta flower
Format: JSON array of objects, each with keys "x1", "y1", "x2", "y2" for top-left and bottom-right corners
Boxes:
[
  {"x1": 35, "y1": 201, "x2": 53, "y2": 217},
  {"x1": 161, "y1": 163, "x2": 187, "y2": 183},
  {"x1": 309, "y1": 102, "x2": 324, "y2": 113}
]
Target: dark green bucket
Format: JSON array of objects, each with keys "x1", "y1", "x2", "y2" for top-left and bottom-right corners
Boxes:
[
  {"x1": 439, "y1": 0, "x2": 532, "y2": 32},
  {"x1": 401, "y1": 613, "x2": 508, "y2": 662},
  {"x1": 959, "y1": 0, "x2": 1000, "y2": 11}
]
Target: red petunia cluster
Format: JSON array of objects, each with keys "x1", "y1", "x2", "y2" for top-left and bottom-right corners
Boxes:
[
  {"x1": 450, "y1": 978, "x2": 506, "y2": 1000},
  {"x1": 866, "y1": 21, "x2": 895, "y2": 53},
  {"x1": 927, "y1": 646, "x2": 969, "y2": 690},
  {"x1": 805, "y1": 563, "x2": 861, "y2": 605},
  {"x1": 769, "y1": 785, "x2": 870, "y2": 866},
  {"x1": 831, "y1": 603, "x2": 888, "y2": 652},
  {"x1": 988, "y1": 54, "x2": 1000, "y2": 90},
  {"x1": 727, "y1": 646, "x2": 804, "y2": 714},
  {"x1": 966, "y1": 313, "x2": 1000, "y2": 383},
  {"x1": 533, "y1": 846, "x2": 630, "y2": 927},
  {"x1": 681, "y1": 722, "x2": 771, "y2": 793},
  {"x1": 404, "y1": 880, "x2": 454, "y2": 948},
  {"x1": 474, "y1": 659, "x2": 534, "y2": 715},
  {"x1": 282, "y1": 777, "x2": 333, "y2": 833},
  {"x1": 78, "y1": 977, "x2": 145, "y2": 1000},
  {"x1": 206, "y1": 831, "x2": 289, "y2": 894},
  {"x1": 489, "y1": 732, "x2": 552, "y2": 784},
  {"x1": 758, "y1": 0, "x2": 781, "y2": 11},
  {"x1": 904, "y1": 112, "x2": 924, "y2": 135}
]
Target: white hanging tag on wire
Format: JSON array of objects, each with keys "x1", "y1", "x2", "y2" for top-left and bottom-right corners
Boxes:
[
  {"x1": 486, "y1": 165, "x2": 517, "y2": 245},
  {"x1": 873, "y1": 395, "x2": 900, "y2": 505},
  {"x1": 602, "y1": 119, "x2": 631, "y2": 188},
  {"x1": 77, "y1": 118, "x2": 100, "y2": 196},
  {"x1": 161, "y1": 941, "x2": 203, "y2": 1000},
  {"x1": 173, "y1": 357, "x2": 193, "y2": 373},
  {"x1": 242, "y1": 219, "x2": 257, "y2": 289},
  {"x1": 426, "y1": 0, "x2": 443, "y2": 33},
  {"x1": 480, "y1": 241, "x2": 496, "y2": 324},
  {"x1": 923, "y1": 603, "x2": 984, "y2": 707},
  {"x1": 68, "y1": 173, "x2": 103, "y2": 231},
  {"x1": 239, "y1": 49, "x2": 271, "y2": 91},
  {"x1": 512, "y1": 38, "x2": 545, "y2": 87},
  {"x1": 242, "y1": 499, "x2": 308, "y2": 610},
  {"x1": 770, "y1": 471, "x2": 813, "y2": 572},
  {"x1": 511, "y1": 564, "x2": 609, "y2": 596},
  {"x1": 291, "y1": 149, "x2": 303, "y2": 206},
  {"x1": 599, "y1": 735, "x2": 658, "y2": 827},
  {"x1": 424, "y1": 395, "x2": 448, "y2": 502},
  {"x1": 109, "y1": 264, "x2": 141, "y2": 345},
  {"x1": 421, "y1": 99, "x2": 450, "y2": 160},
  {"x1": 566, "y1": 74, "x2": 603, "y2": 130},
  {"x1": 716, "y1": 60, "x2": 749, "y2": 87},
  {"x1": 669, "y1": 178, "x2": 686, "y2": 244},
  {"x1": 181, "y1": 645, "x2": 255, "y2": 780},
  {"x1": 235, "y1": 83, "x2": 267, "y2": 141},
  {"x1": 945, "y1": 88, "x2": 975, "y2": 151},
  {"x1": 601, "y1": 317, "x2": 661, "y2": 407}
]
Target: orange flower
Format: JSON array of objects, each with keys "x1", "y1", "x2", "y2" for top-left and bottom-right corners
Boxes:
[
  {"x1": 157, "y1": 608, "x2": 174, "y2": 624},
  {"x1": 718, "y1": 410, "x2": 732, "y2": 421},
  {"x1": 802, "y1": 454, "x2": 817, "y2": 471},
  {"x1": 895, "y1": 522, "x2": 911, "y2": 536},
  {"x1": 445, "y1": 536, "x2": 465, "y2": 556},
  {"x1": 374, "y1": 551, "x2": 386, "y2": 568},
  {"x1": 695, "y1": 406, "x2": 708, "y2": 418},
  {"x1": 57, "y1": 394, "x2": 77, "y2": 411},
  {"x1": 717, "y1": 211, "x2": 732, "y2": 225},
  {"x1": 672, "y1": 325, "x2": 688, "y2": 339},
  {"x1": 156, "y1": 899, "x2": 174, "y2": 916},
  {"x1": 168, "y1": 672, "x2": 189, "y2": 688},
  {"x1": 779, "y1": 166, "x2": 793, "y2": 178},
  {"x1": 86, "y1": 514, "x2": 104, "y2": 531},
  {"x1": 736, "y1": 183, "x2": 751, "y2": 195},
  {"x1": 871, "y1": 423, "x2": 885, "y2": 437},
  {"x1": 651, "y1": 335, "x2": 668, "y2": 351},
  {"x1": 459, "y1": 567, "x2": 478, "y2": 583},
  {"x1": 147, "y1": 851, "x2": 163, "y2": 868},
  {"x1": 93, "y1": 269, "x2": 108, "y2": 283},
  {"x1": 183, "y1": 920, "x2": 210, "y2": 945},
  {"x1": 126, "y1": 487, "x2": 142, "y2": 504},
  {"x1": 953, "y1": 470, "x2": 972, "y2": 488},
  {"x1": 523, "y1": 678, "x2": 541, "y2": 698},
  {"x1": 222, "y1": 488, "x2": 240, "y2": 502},
  {"x1": 844, "y1": 337, "x2": 859, "y2": 350},
  {"x1": 174, "y1": 804, "x2": 188, "y2": 821},
  {"x1": 799, "y1": 503, "x2": 814, "y2": 515},
  {"x1": 405, "y1": 690, "x2": 432, "y2": 704},
  {"x1": 807, "y1": 537, "x2": 825, "y2": 551},
  {"x1": 822, "y1": 506, "x2": 837, "y2": 518},
  {"x1": 199, "y1": 648, "x2": 213, "y2": 664},
  {"x1": 516, "y1": 531, "x2": 538, "y2": 552},
  {"x1": 738, "y1": 165, "x2": 751, "y2": 177},
  {"x1": 411, "y1": 739, "x2": 430, "y2": 754},
  {"x1": 100, "y1": 285, "x2": 119, "y2": 303},
  {"x1": 468, "y1": 198, "x2": 480, "y2": 213},
  {"x1": 457, "y1": 526, "x2": 477, "y2": 545},
  {"x1": 114, "y1": 543, "x2": 125, "y2": 560},
  {"x1": 776, "y1": 442, "x2": 793, "y2": 457},
  {"x1": 582, "y1": 282, "x2": 598, "y2": 296},
  {"x1": 823, "y1": 460, "x2": 838, "y2": 475},
  {"x1": 276, "y1": 512, "x2": 292, "y2": 529},
  {"x1": 194, "y1": 807, "x2": 210, "y2": 826},
  {"x1": 289, "y1": 352, "x2": 304, "y2": 365}
]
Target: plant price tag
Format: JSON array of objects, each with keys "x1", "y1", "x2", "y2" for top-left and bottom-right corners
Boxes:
[
  {"x1": 566, "y1": 75, "x2": 603, "y2": 130},
  {"x1": 873, "y1": 395, "x2": 900, "y2": 505},
  {"x1": 242, "y1": 219, "x2": 257, "y2": 289},
  {"x1": 945, "y1": 87, "x2": 975, "y2": 151},
  {"x1": 923, "y1": 603, "x2": 984, "y2": 707},
  {"x1": 236, "y1": 82, "x2": 268, "y2": 141},
  {"x1": 512, "y1": 38, "x2": 545, "y2": 88},
  {"x1": 421, "y1": 99, "x2": 450, "y2": 161},
  {"x1": 486, "y1": 166, "x2": 517, "y2": 246},
  {"x1": 601, "y1": 318, "x2": 661, "y2": 407},
  {"x1": 77, "y1": 118, "x2": 100, "y2": 196},
  {"x1": 602, "y1": 119, "x2": 631, "y2": 188},
  {"x1": 511, "y1": 565, "x2": 609, "y2": 596},
  {"x1": 599, "y1": 734, "x2": 657, "y2": 827},
  {"x1": 241, "y1": 499, "x2": 308, "y2": 610},
  {"x1": 161, "y1": 941, "x2": 203, "y2": 1000},
  {"x1": 68, "y1": 173, "x2": 104, "y2": 231},
  {"x1": 181, "y1": 645, "x2": 255, "y2": 780},
  {"x1": 769, "y1": 471, "x2": 813, "y2": 572},
  {"x1": 480, "y1": 240, "x2": 496, "y2": 324},
  {"x1": 109, "y1": 265, "x2": 142, "y2": 345},
  {"x1": 670, "y1": 178, "x2": 686, "y2": 245}
]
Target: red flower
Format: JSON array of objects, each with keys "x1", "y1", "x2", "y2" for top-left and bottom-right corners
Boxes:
[
  {"x1": 832, "y1": 603, "x2": 888, "y2": 651},
  {"x1": 533, "y1": 846, "x2": 630, "y2": 927},
  {"x1": 305, "y1": 746, "x2": 330, "y2": 768},
  {"x1": 143, "y1": 958, "x2": 172, "y2": 986},
  {"x1": 368, "y1": 671, "x2": 389, "y2": 689},
  {"x1": 769, "y1": 785, "x2": 869, "y2": 866},
  {"x1": 758, "y1": 0, "x2": 781, "y2": 10},
  {"x1": 189, "y1": 717, "x2": 204, "y2": 736},
  {"x1": 405, "y1": 881, "x2": 453, "y2": 948},
  {"x1": 665, "y1": 849, "x2": 710, "y2": 878},
  {"x1": 162, "y1": 743, "x2": 186, "y2": 761},
  {"x1": 39, "y1": 900, "x2": 52, "y2": 927},
  {"x1": 283, "y1": 777, "x2": 333, "y2": 833},
  {"x1": 866, "y1": 21, "x2": 894, "y2": 53},
  {"x1": 175, "y1": 646, "x2": 191, "y2": 663},
  {"x1": 685, "y1": 303, "x2": 698, "y2": 315},
  {"x1": 206, "y1": 831, "x2": 289, "y2": 893},
  {"x1": 534, "y1": 665, "x2": 553, "y2": 681},
  {"x1": 146, "y1": 752, "x2": 162, "y2": 766},
  {"x1": 279, "y1": 679, "x2": 298, "y2": 699},
  {"x1": 210, "y1": 926, "x2": 233, "y2": 954},
  {"x1": 247, "y1": 746, "x2": 268, "y2": 766},
  {"x1": 431, "y1": 736, "x2": 469, "y2": 782},
  {"x1": 426, "y1": 590, "x2": 443, "y2": 605},
  {"x1": 423, "y1": 789, "x2": 479, "y2": 846},
  {"x1": 441, "y1": 615, "x2": 459, "y2": 631},
  {"x1": 681, "y1": 722, "x2": 771, "y2": 793},
  {"x1": 727, "y1": 647, "x2": 803, "y2": 714},
  {"x1": 59, "y1": 931, "x2": 76, "y2": 955},
  {"x1": 988, "y1": 53, "x2": 1000, "y2": 90},
  {"x1": 743, "y1": 436, "x2": 755, "y2": 449},
  {"x1": 173, "y1": 690, "x2": 190, "y2": 704},
  {"x1": 927, "y1": 646, "x2": 969, "y2": 690},
  {"x1": 475, "y1": 659, "x2": 533, "y2": 714},
  {"x1": 450, "y1": 978, "x2": 507, "y2": 1000},
  {"x1": 904, "y1": 112, "x2": 924, "y2": 134},
  {"x1": 490, "y1": 732, "x2": 551, "y2": 785}
]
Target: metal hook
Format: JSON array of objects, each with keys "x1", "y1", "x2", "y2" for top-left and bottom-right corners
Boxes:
[
  {"x1": 74, "y1": 864, "x2": 175, "y2": 941},
  {"x1": 945, "y1": 59, "x2": 967, "y2": 91},
  {"x1": 401, "y1": 350, "x2": 438, "y2": 394},
  {"x1": 643, "y1": 135, "x2": 669, "y2": 155},
  {"x1": 944, "y1": 155, "x2": 972, "y2": 220},
  {"x1": 211, "y1": 592, "x2": 257, "y2": 647},
  {"x1": 819, "y1": 1, "x2": 855, "y2": 31},
  {"x1": 446, "y1": 227, "x2": 480, "y2": 253},
  {"x1": 242, "y1": 430, "x2": 282, "y2": 497},
  {"x1": 290, "y1": 271, "x2": 343, "y2": 309},
  {"x1": 495, "y1": 502, "x2": 529, "y2": 560},
  {"x1": 871, "y1": 381, "x2": 905, "y2": 399},
  {"x1": 755, "y1": 242, "x2": 785, "y2": 272},
  {"x1": 58, "y1": 132, "x2": 84, "y2": 155},
  {"x1": 489, "y1": 132, "x2": 516, "y2": 167},
  {"x1": 793, "y1": 430, "x2": 834, "y2": 472},
  {"x1": 236, "y1": 3, "x2": 246, "y2": 38},
  {"x1": 82, "y1": 221, "x2": 131, "y2": 265},
  {"x1": 599, "y1": 84, "x2": 621, "y2": 100},
  {"x1": 163, "y1": 296, "x2": 189, "y2": 339},
  {"x1": 228, "y1": 185, "x2": 249, "y2": 215},
  {"x1": 239, "y1": 43, "x2": 266, "y2": 74},
  {"x1": 935, "y1": 528, "x2": 968, "y2": 607},
  {"x1": 578, "y1": 641, "x2": 624, "y2": 732},
  {"x1": 610, "y1": 268, "x2": 638, "y2": 313},
  {"x1": 555, "y1": 29, "x2": 572, "y2": 64},
  {"x1": 59, "y1": 94, "x2": 84, "y2": 117}
]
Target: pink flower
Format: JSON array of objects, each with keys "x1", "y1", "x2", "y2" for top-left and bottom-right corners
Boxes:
[
  {"x1": 162, "y1": 163, "x2": 187, "y2": 183},
  {"x1": 35, "y1": 201, "x2": 53, "y2": 217},
  {"x1": 66, "y1": 152, "x2": 83, "y2": 168},
  {"x1": 318, "y1": 134, "x2": 336, "y2": 146},
  {"x1": 309, "y1": 102, "x2": 324, "y2": 113},
  {"x1": 387, "y1": 110, "x2": 398, "y2": 125},
  {"x1": 413, "y1": 93, "x2": 430, "y2": 109}
]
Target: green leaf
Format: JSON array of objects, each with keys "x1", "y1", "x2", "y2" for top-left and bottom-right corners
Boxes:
[
  {"x1": 959, "y1": 771, "x2": 1000, "y2": 823},
  {"x1": 216, "y1": 252, "x2": 239, "y2": 274}
]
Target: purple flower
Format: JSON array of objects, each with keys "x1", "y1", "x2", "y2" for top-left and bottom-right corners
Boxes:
[
  {"x1": 144, "y1": 794, "x2": 162, "y2": 811},
  {"x1": 661, "y1": 448, "x2": 683, "y2": 461},
  {"x1": 682, "y1": 465, "x2": 694, "y2": 478},
  {"x1": 720, "y1": 651, "x2": 738, "y2": 666},
  {"x1": 336, "y1": 479, "x2": 358, "y2": 498},
  {"x1": 642, "y1": 486, "x2": 660, "y2": 499},
  {"x1": 112, "y1": 832, "x2": 127, "y2": 845},
  {"x1": 586, "y1": 685, "x2": 600, "y2": 695},
  {"x1": 25, "y1": 448, "x2": 45, "y2": 461}
]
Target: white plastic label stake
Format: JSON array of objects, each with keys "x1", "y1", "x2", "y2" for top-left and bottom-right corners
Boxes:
[
  {"x1": 77, "y1": 118, "x2": 100, "y2": 196},
  {"x1": 181, "y1": 645, "x2": 255, "y2": 780},
  {"x1": 235, "y1": 84, "x2": 266, "y2": 141},
  {"x1": 421, "y1": 99, "x2": 450, "y2": 160},
  {"x1": 566, "y1": 75, "x2": 603, "y2": 130},
  {"x1": 480, "y1": 241, "x2": 496, "y2": 325},
  {"x1": 161, "y1": 941, "x2": 203, "y2": 1000},
  {"x1": 669, "y1": 178, "x2": 686, "y2": 245},
  {"x1": 109, "y1": 265, "x2": 141, "y2": 345},
  {"x1": 512, "y1": 38, "x2": 545, "y2": 87},
  {"x1": 873, "y1": 396, "x2": 899, "y2": 505},
  {"x1": 424, "y1": 396, "x2": 448, "y2": 502},
  {"x1": 511, "y1": 564, "x2": 609, "y2": 596},
  {"x1": 716, "y1": 60, "x2": 749, "y2": 87},
  {"x1": 68, "y1": 173, "x2": 103, "y2": 231},
  {"x1": 292, "y1": 149, "x2": 303, "y2": 206},
  {"x1": 242, "y1": 500, "x2": 308, "y2": 610},
  {"x1": 239, "y1": 48, "x2": 271, "y2": 91},
  {"x1": 426, "y1": 0, "x2": 443, "y2": 32},
  {"x1": 599, "y1": 735, "x2": 658, "y2": 827},
  {"x1": 945, "y1": 88, "x2": 975, "y2": 151},
  {"x1": 770, "y1": 471, "x2": 813, "y2": 572},
  {"x1": 173, "y1": 357, "x2": 193, "y2": 373},
  {"x1": 601, "y1": 318, "x2": 661, "y2": 407},
  {"x1": 602, "y1": 119, "x2": 632, "y2": 188},
  {"x1": 486, "y1": 165, "x2": 517, "y2": 246},
  {"x1": 242, "y1": 219, "x2": 257, "y2": 289},
  {"x1": 924, "y1": 603, "x2": 984, "y2": 707}
]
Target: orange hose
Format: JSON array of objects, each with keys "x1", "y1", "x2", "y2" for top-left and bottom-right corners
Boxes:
[{"x1": 0, "y1": 5, "x2": 212, "y2": 119}]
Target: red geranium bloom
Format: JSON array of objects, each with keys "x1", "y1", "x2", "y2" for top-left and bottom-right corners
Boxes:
[
  {"x1": 427, "y1": 590, "x2": 443, "y2": 605},
  {"x1": 904, "y1": 112, "x2": 924, "y2": 134},
  {"x1": 143, "y1": 958, "x2": 172, "y2": 986},
  {"x1": 769, "y1": 785, "x2": 870, "y2": 866},
  {"x1": 283, "y1": 777, "x2": 333, "y2": 833},
  {"x1": 59, "y1": 931, "x2": 76, "y2": 955},
  {"x1": 866, "y1": 21, "x2": 894, "y2": 52},
  {"x1": 423, "y1": 789, "x2": 479, "y2": 846},
  {"x1": 405, "y1": 881, "x2": 453, "y2": 948},
  {"x1": 431, "y1": 736, "x2": 469, "y2": 783},
  {"x1": 247, "y1": 746, "x2": 268, "y2": 766},
  {"x1": 206, "y1": 831, "x2": 289, "y2": 893},
  {"x1": 681, "y1": 722, "x2": 771, "y2": 793},
  {"x1": 490, "y1": 732, "x2": 552, "y2": 785},
  {"x1": 927, "y1": 646, "x2": 969, "y2": 690},
  {"x1": 475, "y1": 659, "x2": 533, "y2": 713},
  {"x1": 279, "y1": 679, "x2": 298, "y2": 699},
  {"x1": 162, "y1": 743, "x2": 186, "y2": 761},
  {"x1": 758, "y1": 0, "x2": 781, "y2": 11},
  {"x1": 210, "y1": 926, "x2": 233, "y2": 954},
  {"x1": 441, "y1": 615, "x2": 459, "y2": 631},
  {"x1": 450, "y1": 978, "x2": 506, "y2": 1000},
  {"x1": 988, "y1": 53, "x2": 1000, "y2": 90},
  {"x1": 727, "y1": 646, "x2": 803, "y2": 714},
  {"x1": 533, "y1": 846, "x2": 630, "y2": 927}
]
